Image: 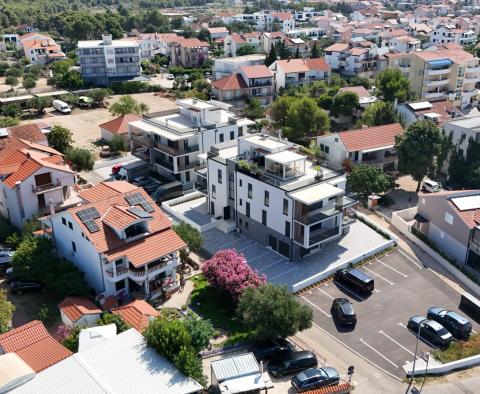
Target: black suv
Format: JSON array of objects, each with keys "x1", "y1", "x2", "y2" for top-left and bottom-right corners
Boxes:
[
  {"x1": 251, "y1": 338, "x2": 295, "y2": 361},
  {"x1": 335, "y1": 268, "x2": 374, "y2": 293},
  {"x1": 407, "y1": 315, "x2": 453, "y2": 348},
  {"x1": 427, "y1": 307, "x2": 472, "y2": 339},
  {"x1": 267, "y1": 351, "x2": 318, "y2": 378},
  {"x1": 331, "y1": 298, "x2": 357, "y2": 326},
  {"x1": 10, "y1": 281, "x2": 45, "y2": 295}
]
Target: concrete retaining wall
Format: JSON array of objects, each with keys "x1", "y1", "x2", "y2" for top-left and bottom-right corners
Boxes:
[
  {"x1": 392, "y1": 208, "x2": 480, "y2": 297},
  {"x1": 405, "y1": 354, "x2": 480, "y2": 376}
]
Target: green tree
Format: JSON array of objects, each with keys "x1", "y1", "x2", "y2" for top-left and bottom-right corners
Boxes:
[
  {"x1": 375, "y1": 68, "x2": 412, "y2": 103},
  {"x1": 144, "y1": 318, "x2": 193, "y2": 361},
  {"x1": 5, "y1": 67, "x2": 22, "y2": 78},
  {"x1": 284, "y1": 96, "x2": 330, "y2": 142},
  {"x1": 1, "y1": 103, "x2": 21, "y2": 118},
  {"x1": 5, "y1": 76, "x2": 18, "y2": 90},
  {"x1": 237, "y1": 284, "x2": 313, "y2": 340},
  {"x1": 22, "y1": 76, "x2": 36, "y2": 90},
  {"x1": 0, "y1": 116, "x2": 19, "y2": 127},
  {"x1": 294, "y1": 47, "x2": 300, "y2": 59},
  {"x1": 197, "y1": 28, "x2": 210, "y2": 42},
  {"x1": 97, "y1": 313, "x2": 130, "y2": 333},
  {"x1": 47, "y1": 125, "x2": 73, "y2": 153},
  {"x1": 275, "y1": 41, "x2": 290, "y2": 59},
  {"x1": 109, "y1": 95, "x2": 148, "y2": 116},
  {"x1": 395, "y1": 120, "x2": 446, "y2": 191},
  {"x1": 173, "y1": 222, "x2": 203, "y2": 277},
  {"x1": 184, "y1": 315, "x2": 214, "y2": 352},
  {"x1": 347, "y1": 165, "x2": 395, "y2": 198},
  {"x1": 65, "y1": 148, "x2": 95, "y2": 171},
  {"x1": 175, "y1": 347, "x2": 206, "y2": 386},
  {"x1": 56, "y1": 70, "x2": 85, "y2": 90},
  {"x1": 243, "y1": 97, "x2": 265, "y2": 119},
  {"x1": 109, "y1": 134, "x2": 128, "y2": 153},
  {"x1": 62, "y1": 326, "x2": 82, "y2": 352},
  {"x1": 269, "y1": 95, "x2": 293, "y2": 129},
  {"x1": 0, "y1": 289, "x2": 15, "y2": 333},
  {"x1": 264, "y1": 46, "x2": 277, "y2": 67},
  {"x1": 310, "y1": 41, "x2": 320, "y2": 58},
  {"x1": 236, "y1": 45, "x2": 256, "y2": 56},
  {"x1": 88, "y1": 88, "x2": 111, "y2": 107},
  {"x1": 27, "y1": 97, "x2": 52, "y2": 115},
  {"x1": 349, "y1": 76, "x2": 372, "y2": 89},
  {"x1": 330, "y1": 91, "x2": 359, "y2": 117},
  {"x1": 358, "y1": 101, "x2": 399, "y2": 127},
  {"x1": 11, "y1": 236, "x2": 54, "y2": 281}
]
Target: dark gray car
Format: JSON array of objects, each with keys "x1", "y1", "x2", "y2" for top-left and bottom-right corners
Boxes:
[
  {"x1": 427, "y1": 307, "x2": 472, "y2": 339},
  {"x1": 292, "y1": 367, "x2": 340, "y2": 392}
]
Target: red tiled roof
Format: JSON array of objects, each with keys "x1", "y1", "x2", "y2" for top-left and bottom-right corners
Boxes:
[
  {"x1": 58, "y1": 297, "x2": 102, "y2": 322},
  {"x1": 305, "y1": 382, "x2": 351, "y2": 394},
  {"x1": 0, "y1": 123, "x2": 47, "y2": 149},
  {"x1": 324, "y1": 43, "x2": 349, "y2": 52},
  {"x1": 102, "y1": 205, "x2": 142, "y2": 231},
  {"x1": 208, "y1": 27, "x2": 229, "y2": 34},
  {"x1": 99, "y1": 114, "x2": 141, "y2": 135},
  {"x1": 0, "y1": 321, "x2": 72, "y2": 372},
  {"x1": 339, "y1": 123, "x2": 404, "y2": 152},
  {"x1": 212, "y1": 73, "x2": 248, "y2": 91},
  {"x1": 272, "y1": 12, "x2": 293, "y2": 21},
  {"x1": 179, "y1": 38, "x2": 209, "y2": 48},
  {"x1": 339, "y1": 86, "x2": 371, "y2": 98},
  {"x1": 78, "y1": 182, "x2": 138, "y2": 203},
  {"x1": 276, "y1": 58, "x2": 331, "y2": 73},
  {"x1": 112, "y1": 300, "x2": 160, "y2": 332},
  {"x1": 240, "y1": 65, "x2": 273, "y2": 79}
]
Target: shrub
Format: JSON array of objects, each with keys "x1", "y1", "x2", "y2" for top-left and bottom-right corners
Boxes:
[
  {"x1": 65, "y1": 148, "x2": 94, "y2": 171},
  {"x1": 97, "y1": 313, "x2": 130, "y2": 333},
  {"x1": 109, "y1": 134, "x2": 128, "y2": 153},
  {"x1": 62, "y1": 326, "x2": 82, "y2": 352}
]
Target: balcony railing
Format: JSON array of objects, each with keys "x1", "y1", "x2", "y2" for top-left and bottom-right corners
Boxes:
[
  {"x1": 154, "y1": 142, "x2": 199, "y2": 156},
  {"x1": 309, "y1": 227, "x2": 340, "y2": 246},
  {"x1": 155, "y1": 158, "x2": 174, "y2": 171},
  {"x1": 32, "y1": 180, "x2": 61, "y2": 193}
]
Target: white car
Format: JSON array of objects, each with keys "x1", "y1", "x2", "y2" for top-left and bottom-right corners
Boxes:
[
  {"x1": 0, "y1": 248, "x2": 14, "y2": 264},
  {"x1": 165, "y1": 74, "x2": 175, "y2": 80}
]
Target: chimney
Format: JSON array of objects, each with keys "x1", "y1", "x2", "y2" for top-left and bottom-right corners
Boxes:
[
  {"x1": 102, "y1": 34, "x2": 113, "y2": 46},
  {"x1": 49, "y1": 199, "x2": 55, "y2": 216}
]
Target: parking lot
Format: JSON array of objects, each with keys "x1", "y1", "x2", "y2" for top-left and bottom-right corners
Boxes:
[{"x1": 299, "y1": 249, "x2": 480, "y2": 378}]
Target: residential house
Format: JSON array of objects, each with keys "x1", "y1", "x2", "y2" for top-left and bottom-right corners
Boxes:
[
  {"x1": 206, "y1": 134, "x2": 357, "y2": 260},
  {"x1": 339, "y1": 86, "x2": 378, "y2": 108},
  {"x1": 269, "y1": 12, "x2": 296, "y2": 32},
  {"x1": 58, "y1": 297, "x2": 102, "y2": 328},
  {"x1": 269, "y1": 58, "x2": 331, "y2": 92},
  {"x1": 213, "y1": 54, "x2": 266, "y2": 80},
  {"x1": 429, "y1": 25, "x2": 477, "y2": 46},
  {"x1": 129, "y1": 98, "x2": 254, "y2": 188},
  {"x1": 286, "y1": 27, "x2": 325, "y2": 40},
  {"x1": 19, "y1": 32, "x2": 64, "y2": 65},
  {"x1": 389, "y1": 47, "x2": 480, "y2": 108},
  {"x1": 0, "y1": 321, "x2": 72, "y2": 373},
  {"x1": 126, "y1": 33, "x2": 185, "y2": 59},
  {"x1": 0, "y1": 137, "x2": 76, "y2": 229},
  {"x1": 212, "y1": 65, "x2": 274, "y2": 106},
  {"x1": 208, "y1": 27, "x2": 230, "y2": 40},
  {"x1": 397, "y1": 99, "x2": 462, "y2": 127},
  {"x1": 414, "y1": 190, "x2": 480, "y2": 270},
  {"x1": 40, "y1": 181, "x2": 185, "y2": 301},
  {"x1": 99, "y1": 114, "x2": 141, "y2": 144},
  {"x1": 170, "y1": 38, "x2": 209, "y2": 67},
  {"x1": 443, "y1": 115, "x2": 480, "y2": 159},
  {"x1": 111, "y1": 299, "x2": 160, "y2": 332},
  {"x1": 78, "y1": 34, "x2": 141, "y2": 86},
  {"x1": 316, "y1": 123, "x2": 404, "y2": 171},
  {"x1": 224, "y1": 33, "x2": 262, "y2": 57},
  {"x1": 9, "y1": 328, "x2": 203, "y2": 393},
  {"x1": 387, "y1": 36, "x2": 421, "y2": 53}
]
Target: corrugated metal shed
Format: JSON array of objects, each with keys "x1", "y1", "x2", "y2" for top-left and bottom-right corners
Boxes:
[{"x1": 211, "y1": 353, "x2": 260, "y2": 381}]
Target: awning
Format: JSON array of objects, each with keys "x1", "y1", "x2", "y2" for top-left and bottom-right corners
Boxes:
[
  {"x1": 414, "y1": 213, "x2": 429, "y2": 223},
  {"x1": 427, "y1": 59, "x2": 453, "y2": 68}
]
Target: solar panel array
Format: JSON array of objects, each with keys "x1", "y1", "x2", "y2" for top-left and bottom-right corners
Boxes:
[
  {"x1": 127, "y1": 207, "x2": 153, "y2": 219},
  {"x1": 125, "y1": 192, "x2": 155, "y2": 213},
  {"x1": 76, "y1": 207, "x2": 101, "y2": 233}
]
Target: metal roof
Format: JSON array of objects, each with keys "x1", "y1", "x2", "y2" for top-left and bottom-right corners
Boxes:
[{"x1": 211, "y1": 353, "x2": 260, "y2": 381}]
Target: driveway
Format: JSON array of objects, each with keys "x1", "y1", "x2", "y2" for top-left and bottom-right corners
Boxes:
[{"x1": 299, "y1": 250, "x2": 480, "y2": 378}]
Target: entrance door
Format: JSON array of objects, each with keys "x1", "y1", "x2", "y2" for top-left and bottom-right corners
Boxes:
[
  {"x1": 223, "y1": 206, "x2": 230, "y2": 220},
  {"x1": 269, "y1": 235, "x2": 277, "y2": 251},
  {"x1": 37, "y1": 194, "x2": 46, "y2": 208}
]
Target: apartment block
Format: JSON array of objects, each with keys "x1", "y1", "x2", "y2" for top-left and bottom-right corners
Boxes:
[
  {"x1": 206, "y1": 135, "x2": 357, "y2": 260},
  {"x1": 429, "y1": 25, "x2": 477, "y2": 46},
  {"x1": 269, "y1": 58, "x2": 331, "y2": 92},
  {"x1": 170, "y1": 38, "x2": 209, "y2": 68},
  {"x1": 77, "y1": 34, "x2": 141, "y2": 86},
  {"x1": 129, "y1": 99, "x2": 254, "y2": 189}
]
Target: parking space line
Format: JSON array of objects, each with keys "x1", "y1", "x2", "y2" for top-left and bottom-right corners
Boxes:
[
  {"x1": 398, "y1": 323, "x2": 438, "y2": 349},
  {"x1": 237, "y1": 243, "x2": 258, "y2": 252},
  {"x1": 379, "y1": 330, "x2": 415, "y2": 357},
  {"x1": 363, "y1": 267, "x2": 394, "y2": 285},
  {"x1": 301, "y1": 296, "x2": 332, "y2": 318},
  {"x1": 317, "y1": 288, "x2": 334, "y2": 300},
  {"x1": 249, "y1": 250, "x2": 272, "y2": 262},
  {"x1": 377, "y1": 259, "x2": 408, "y2": 278},
  {"x1": 333, "y1": 281, "x2": 366, "y2": 301},
  {"x1": 258, "y1": 258, "x2": 284, "y2": 272},
  {"x1": 472, "y1": 329, "x2": 478, "y2": 334},
  {"x1": 398, "y1": 250, "x2": 423, "y2": 270},
  {"x1": 359, "y1": 338, "x2": 399, "y2": 368}
]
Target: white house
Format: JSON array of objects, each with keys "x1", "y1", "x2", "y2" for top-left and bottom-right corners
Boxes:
[
  {"x1": 99, "y1": 113, "x2": 141, "y2": 143},
  {"x1": 40, "y1": 181, "x2": 186, "y2": 302},
  {"x1": 316, "y1": 123, "x2": 404, "y2": 171},
  {"x1": 208, "y1": 26, "x2": 230, "y2": 40},
  {"x1": 269, "y1": 58, "x2": 331, "y2": 92},
  {"x1": 0, "y1": 135, "x2": 76, "y2": 229},
  {"x1": 224, "y1": 33, "x2": 262, "y2": 57},
  {"x1": 388, "y1": 36, "x2": 421, "y2": 53},
  {"x1": 58, "y1": 297, "x2": 102, "y2": 328},
  {"x1": 213, "y1": 54, "x2": 266, "y2": 80},
  {"x1": 429, "y1": 25, "x2": 477, "y2": 46},
  {"x1": 206, "y1": 134, "x2": 357, "y2": 260},
  {"x1": 19, "y1": 32, "x2": 65, "y2": 65},
  {"x1": 443, "y1": 115, "x2": 480, "y2": 159}
]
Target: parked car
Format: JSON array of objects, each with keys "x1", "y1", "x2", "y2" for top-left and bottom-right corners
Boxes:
[
  {"x1": 407, "y1": 315, "x2": 453, "y2": 347},
  {"x1": 132, "y1": 176, "x2": 152, "y2": 187},
  {"x1": 334, "y1": 268, "x2": 374, "y2": 293},
  {"x1": 291, "y1": 367, "x2": 340, "y2": 392},
  {"x1": 331, "y1": 298, "x2": 356, "y2": 326},
  {"x1": 267, "y1": 351, "x2": 318, "y2": 378},
  {"x1": 5, "y1": 267, "x2": 18, "y2": 283},
  {"x1": 52, "y1": 99, "x2": 71, "y2": 114},
  {"x1": 165, "y1": 73, "x2": 175, "y2": 80},
  {"x1": 251, "y1": 338, "x2": 295, "y2": 361},
  {"x1": 10, "y1": 281, "x2": 46, "y2": 295},
  {"x1": 0, "y1": 248, "x2": 14, "y2": 263},
  {"x1": 427, "y1": 307, "x2": 472, "y2": 339},
  {"x1": 422, "y1": 179, "x2": 442, "y2": 193}
]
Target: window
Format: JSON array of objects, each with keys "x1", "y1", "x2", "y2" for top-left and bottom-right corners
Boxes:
[
  {"x1": 239, "y1": 127, "x2": 244, "y2": 136},
  {"x1": 229, "y1": 173, "x2": 234, "y2": 200},
  {"x1": 239, "y1": 198, "x2": 243, "y2": 206},
  {"x1": 239, "y1": 179, "x2": 243, "y2": 187},
  {"x1": 248, "y1": 183, "x2": 252, "y2": 199},
  {"x1": 68, "y1": 221, "x2": 73, "y2": 230},
  {"x1": 239, "y1": 218, "x2": 243, "y2": 226},
  {"x1": 285, "y1": 221, "x2": 291, "y2": 237},
  {"x1": 62, "y1": 217, "x2": 67, "y2": 226},
  {"x1": 245, "y1": 221, "x2": 249, "y2": 229},
  {"x1": 246, "y1": 202, "x2": 250, "y2": 217},
  {"x1": 212, "y1": 184, "x2": 216, "y2": 198},
  {"x1": 230, "y1": 131, "x2": 235, "y2": 140},
  {"x1": 445, "y1": 212, "x2": 454, "y2": 225},
  {"x1": 71, "y1": 241, "x2": 77, "y2": 253},
  {"x1": 262, "y1": 210, "x2": 267, "y2": 225},
  {"x1": 211, "y1": 202, "x2": 215, "y2": 216},
  {"x1": 325, "y1": 146, "x2": 330, "y2": 154},
  {"x1": 115, "y1": 280, "x2": 126, "y2": 292},
  {"x1": 283, "y1": 199, "x2": 288, "y2": 215},
  {"x1": 218, "y1": 169, "x2": 222, "y2": 184},
  {"x1": 264, "y1": 190, "x2": 269, "y2": 206},
  {"x1": 219, "y1": 133, "x2": 224, "y2": 143}
]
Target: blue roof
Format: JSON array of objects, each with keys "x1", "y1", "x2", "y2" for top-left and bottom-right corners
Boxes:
[{"x1": 427, "y1": 59, "x2": 453, "y2": 68}]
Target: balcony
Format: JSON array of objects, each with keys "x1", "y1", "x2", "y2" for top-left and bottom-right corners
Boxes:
[
  {"x1": 309, "y1": 227, "x2": 340, "y2": 246},
  {"x1": 32, "y1": 180, "x2": 62, "y2": 194},
  {"x1": 424, "y1": 91, "x2": 448, "y2": 99},
  {"x1": 425, "y1": 68, "x2": 451, "y2": 76},
  {"x1": 464, "y1": 76, "x2": 479, "y2": 84},
  {"x1": 467, "y1": 66, "x2": 480, "y2": 73},
  {"x1": 424, "y1": 78, "x2": 449, "y2": 87},
  {"x1": 248, "y1": 81, "x2": 272, "y2": 87},
  {"x1": 398, "y1": 64, "x2": 410, "y2": 72},
  {"x1": 154, "y1": 142, "x2": 199, "y2": 156},
  {"x1": 155, "y1": 157, "x2": 174, "y2": 171}
]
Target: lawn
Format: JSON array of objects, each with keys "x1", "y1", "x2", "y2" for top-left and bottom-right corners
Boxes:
[
  {"x1": 188, "y1": 275, "x2": 253, "y2": 344},
  {"x1": 433, "y1": 334, "x2": 480, "y2": 363}
]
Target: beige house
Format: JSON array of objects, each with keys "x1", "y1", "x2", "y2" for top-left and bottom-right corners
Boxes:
[{"x1": 170, "y1": 38, "x2": 209, "y2": 68}]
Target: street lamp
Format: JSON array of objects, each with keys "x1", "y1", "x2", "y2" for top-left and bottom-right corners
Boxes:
[{"x1": 406, "y1": 322, "x2": 424, "y2": 393}]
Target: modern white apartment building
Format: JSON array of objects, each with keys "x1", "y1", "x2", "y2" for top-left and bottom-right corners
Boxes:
[
  {"x1": 443, "y1": 115, "x2": 480, "y2": 159},
  {"x1": 429, "y1": 25, "x2": 477, "y2": 46},
  {"x1": 40, "y1": 181, "x2": 185, "y2": 301},
  {"x1": 206, "y1": 135, "x2": 357, "y2": 260},
  {"x1": 269, "y1": 58, "x2": 331, "y2": 92},
  {"x1": 77, "y1": 34, "x2": 141, "y2": 86},
  {"x1": 129, "y1": 99, "x2": 254, "y2": 189},
  {"x1": 213, "y1": 54, "x2": 266, "y2": 80}
]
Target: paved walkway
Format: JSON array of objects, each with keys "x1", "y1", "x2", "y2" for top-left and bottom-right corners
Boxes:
[{"x1": 162, "y1": 279, "x2": 194, "y2": 309}]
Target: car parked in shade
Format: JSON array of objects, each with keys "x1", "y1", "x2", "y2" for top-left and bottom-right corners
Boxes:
[
  {"x1": 267, "y1": 350, "x2": 318, "y2": 378},
  {"x1": 331, "y1": 298, "x2": 356, "y2": 326},
  {"x1": 427, "y1": 307, "x2": 472, "y2": 339},
  {"x1": 10, "y1": 281, "x2": 46, "y2": 295},
  {"x1": 407, "y1": 315, "x2": 453, "y2": 348},
  {"x1": 291, "y1": 367, "x2": 340, "y2": 392},
  {"x1": 251, "y1": 337, "x2": 295, "y2": 361},
  {"x1": 334, "y1": 268, "x2": 374, "y2": 293}
]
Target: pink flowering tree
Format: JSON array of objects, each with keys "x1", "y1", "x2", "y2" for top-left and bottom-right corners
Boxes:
[{"x1": 202, "y1": 249, "x2": 266, "y2": 300}]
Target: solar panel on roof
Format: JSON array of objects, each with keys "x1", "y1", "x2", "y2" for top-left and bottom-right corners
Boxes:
[
  {"x1": 76, "y1": 207, "x2": 101, "y2": 233},
  {"x1": 127, "y1": 207, "x2": 152, "y2": 219},
  {"x1": 125, "y1": 192, "x2": 155, "y2": 213},
  {"x1": 451, "y1": 196, "x2": 480, "y2": 211}
]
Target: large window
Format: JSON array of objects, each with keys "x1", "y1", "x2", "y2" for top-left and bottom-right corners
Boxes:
[
  {"x1": 262, "y1": 210, "x2": 267, "y2": 225},
  {"x1": 218, "y1": 169, "x2": 222, "y2": 184},
  {"x1": 248, "y1": 183, "x2": 252, "y2": 199},
  {"x1": 264, "y1": 190, "x2": 269, "y2": 206},
  {"x1": 246, "y1": 202, "x2": 250, "y2": 218},
  {"x1": 212, "y1": 184, "x2": 216, "y2": 198},
  {"x1": 283, "y1": 199, "x2": 289, "y2": 215},
  {"x1": 285, "y1": 221, "x2": 291, "y2": 238}
]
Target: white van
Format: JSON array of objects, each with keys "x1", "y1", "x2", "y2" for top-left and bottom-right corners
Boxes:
[
  {"x1": 422, "y1": 179, "x2": 442, "y2": 193},
  {"x1": 52, "y1": 99, "x2": 71, "y2": 114}
]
